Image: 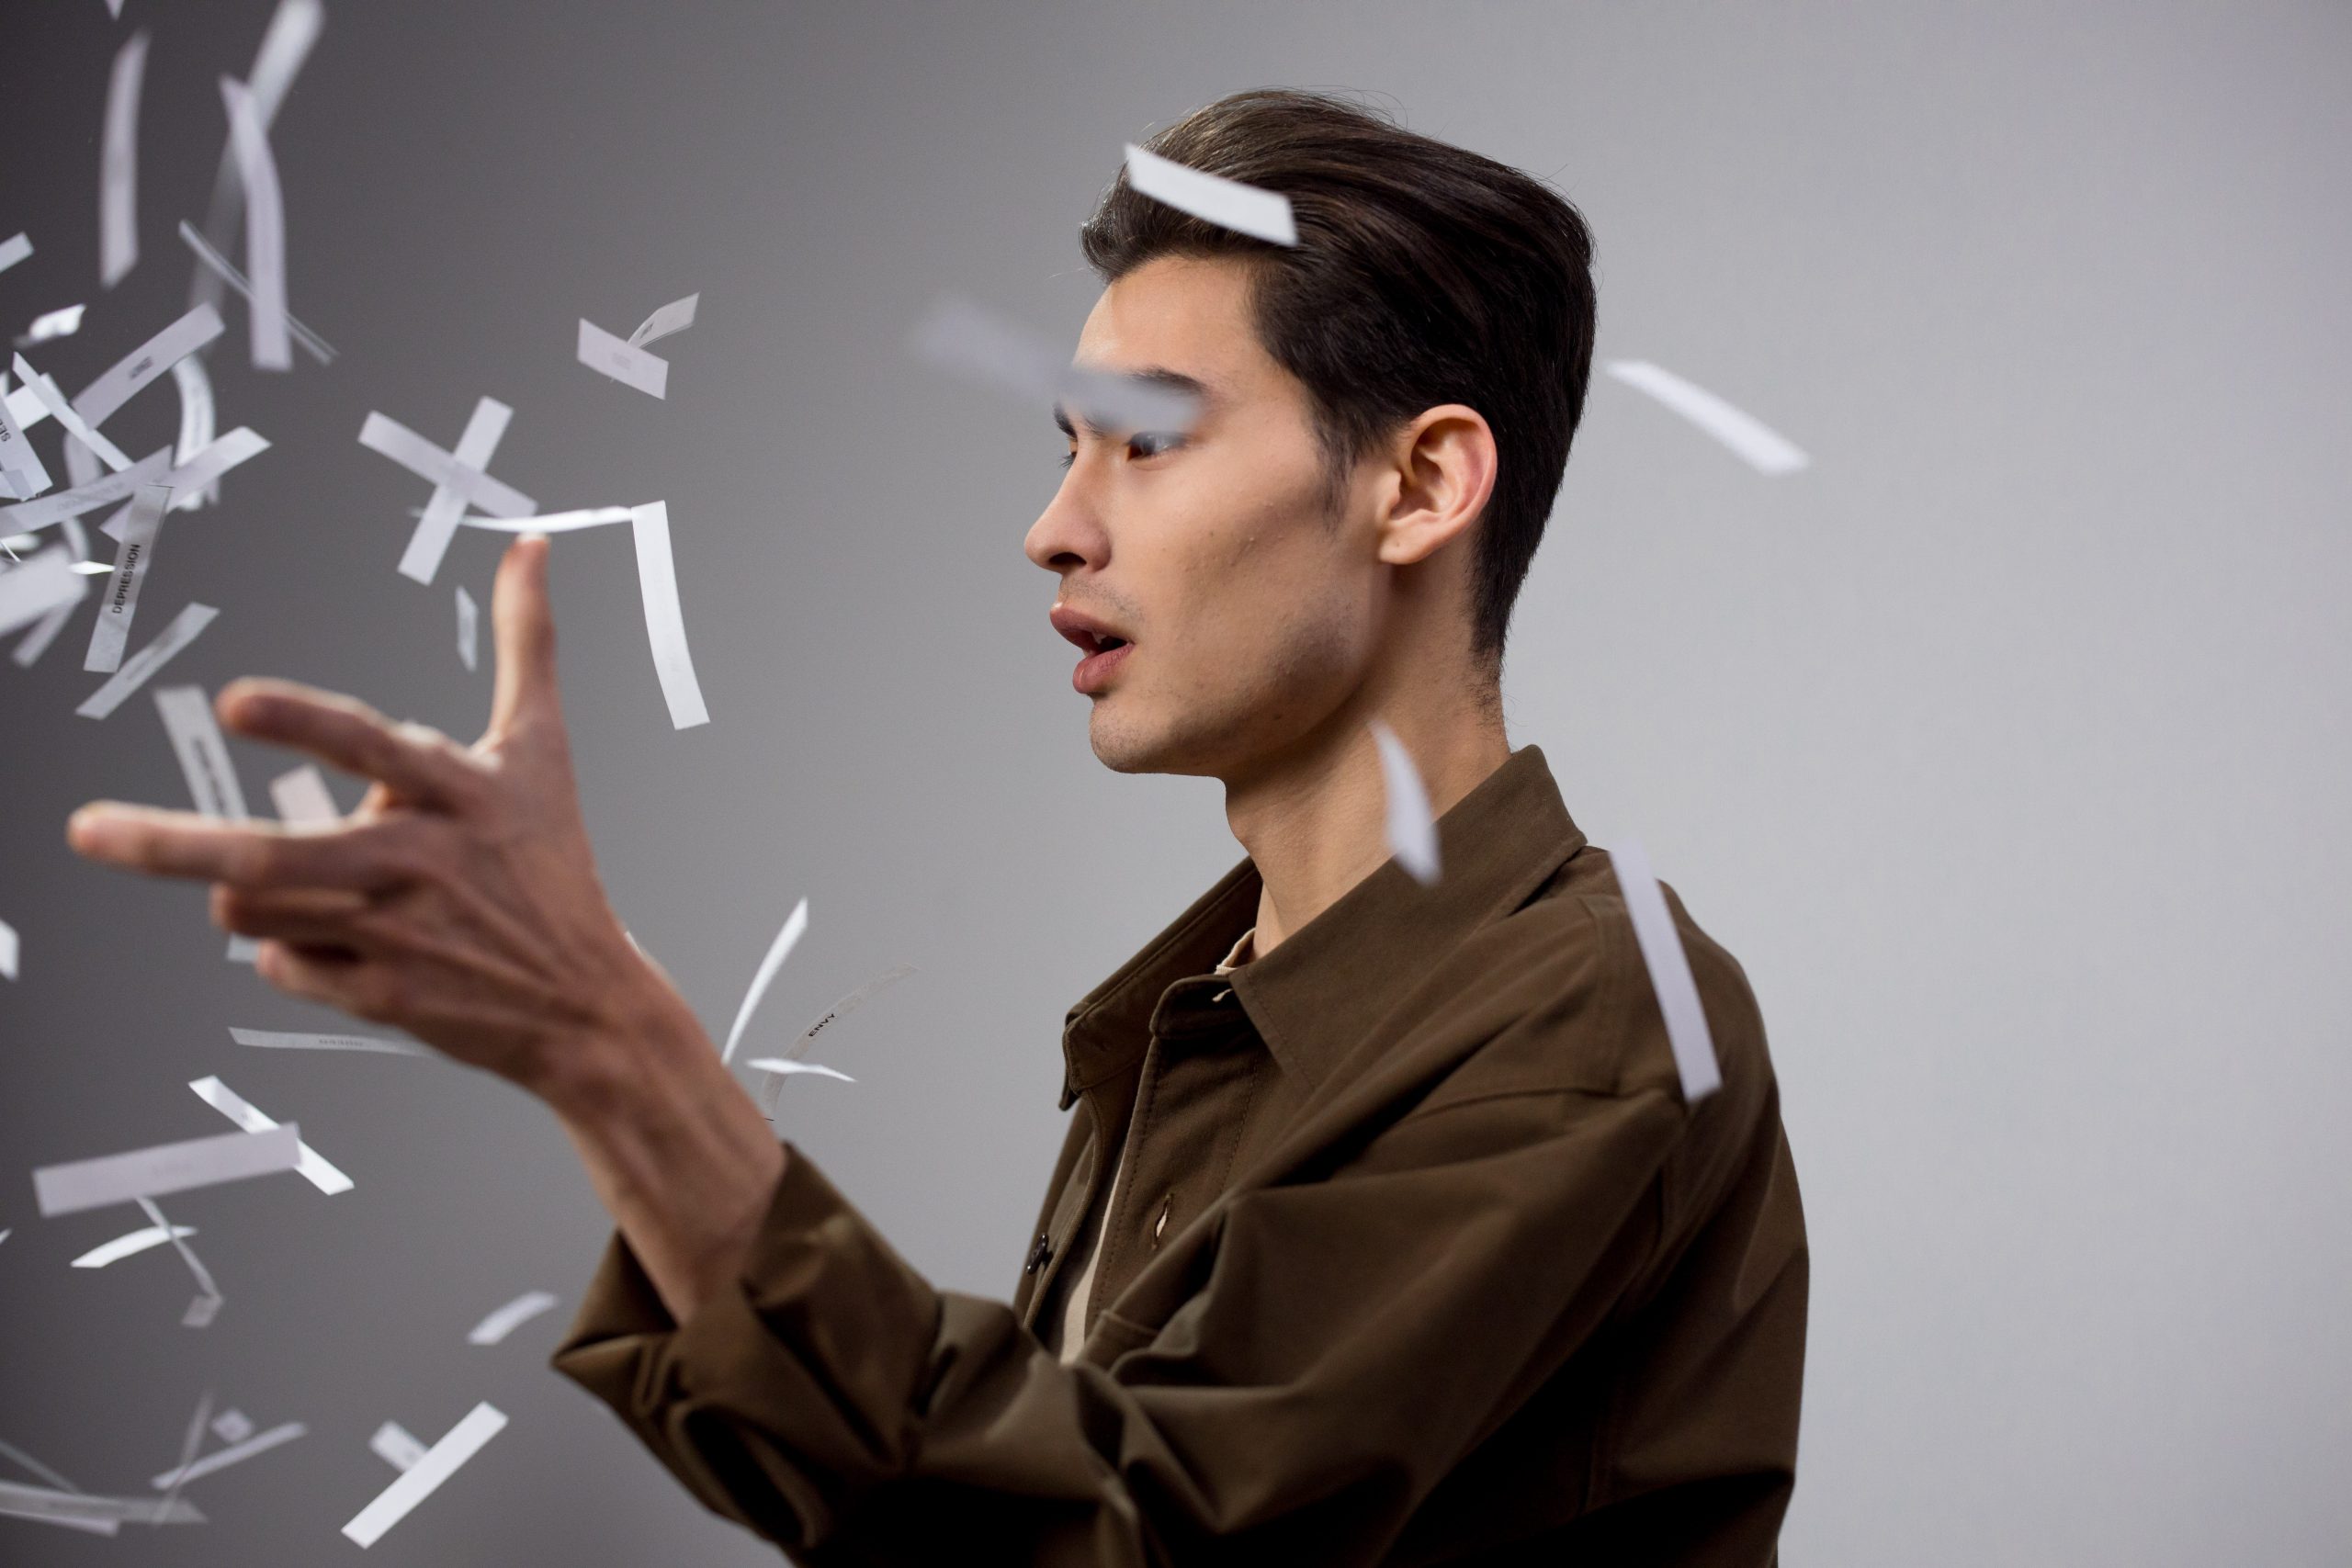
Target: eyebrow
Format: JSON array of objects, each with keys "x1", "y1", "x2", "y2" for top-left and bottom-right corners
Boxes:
[{"x1": 1053, "y1": 367, "x2": 1214, "y2": 440}]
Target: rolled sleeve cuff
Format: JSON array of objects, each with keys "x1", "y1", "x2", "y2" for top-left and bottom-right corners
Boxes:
[{"x1": 549, "y1": 1143, "x2": 944, "y2": 1550}]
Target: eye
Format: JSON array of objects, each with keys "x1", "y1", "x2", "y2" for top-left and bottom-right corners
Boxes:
[
  {"x1": 1057, "y1": 448, "x2": 1076, "y2": 470},
  {"x1": 1127, "y1": 431, "x2": 1185, "y2": 460}
]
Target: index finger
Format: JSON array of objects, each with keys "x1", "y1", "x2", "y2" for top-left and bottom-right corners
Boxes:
[
  {"x1": 217, "y1": 678, "x2": 477, "y2": 811},
  {"x1": 66, "y1": 802, "x2": 422, "y2": 891}
]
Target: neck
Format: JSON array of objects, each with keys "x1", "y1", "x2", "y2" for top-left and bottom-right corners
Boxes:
[{"x1": 1225, "y1": 675, "x2": 1508, "y2": 957}]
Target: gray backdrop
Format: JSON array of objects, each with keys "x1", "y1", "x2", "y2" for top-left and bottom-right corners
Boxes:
[{"x1": 5, "y1": 2, "x2": 2347, "y2": 1563}]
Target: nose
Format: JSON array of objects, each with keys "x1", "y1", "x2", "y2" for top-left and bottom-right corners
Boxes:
[{"x1": 1023, "y1": 466, "x2": 1109, "y2": 577}]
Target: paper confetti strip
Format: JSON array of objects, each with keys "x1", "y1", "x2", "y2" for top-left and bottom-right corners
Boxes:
[
  {"x1": 188, "y1": 1077, "x2": 352, "y2": 1194},
  {"x1": 1610, "y1": 839, "x2": 1723, "y2": 1103},
  {"x1": 33, "y1": 1124, "x2": 301, "y2": 1217},
  {"x1": 1369, "y1": 720, "x2": 1441, "y2": 885},
  {"x1": 1602, "y1": 360, "x2": 1810, "y2": 476},
  {"x1": 1124, "y1": 142, "x2": 1298, "y2": 245},
  {"x1": 341, "y1": 1403, "x2": 506, "y2": 1548},
  {"x1": 466, "y1": 1290, "x2": 559, "y2": 1346}
]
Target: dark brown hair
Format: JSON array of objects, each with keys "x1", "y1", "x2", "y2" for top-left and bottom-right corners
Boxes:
[{"x1": 1080, "y1": 88, "x2": 1597, "y2": 667}]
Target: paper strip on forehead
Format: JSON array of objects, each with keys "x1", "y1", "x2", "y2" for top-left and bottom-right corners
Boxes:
[
  {"x1": 17, "y1": 305, "x2": 85, "y2": 344},
  {"x1": 101, "y1": 32, "x2": 149, "y2": 288},
  {"x1": 1609, "y1": 839, "x2": 1723, "y2": 1102},
  {"x1": 14, "y1": 355, "x2": 133, "y2": 471},
  {"x1": 0, "y1": 233, "x2": 29, "y2": 275},
  {"x1": 171, "y1": 355, "x2": 218, "y2": 508},
  {"x1": 188, "y1": 1076, "x2": 353, "y2": 1193},
  {"x1": 1370, "y1": 720, "x2": 1441, "y2": 885},
  {"x1": 269, "y1": 763, "x2": 336, "y2": 824},
  {"x1": 629, "y1": 292, "x2": 698, "y2": 348},
  {"x1": 0, "y1": 446, "x2": 170, "y2": 532},
  {"x1": 231, "y1": 1026, "x2": 428, "y2": 1056},
  {"x1": 340, "y1": 1403, "x2": 506, "y2": 1547},
  {"x1": 911, "y1": 294, "x2": 1199, "y2": 434},
  {"x1": 33, "y1": 1122, "x2": 300, "y2": 1216},
  {"x1": 721, "y1": 897, "x2": 808, "y2": 1064},
  {"x1": 455, "y1": 582, "x2": 477, "y2": 669},
  {"x1": 0, "y1": 1480, "x2": 203, "y2": 1528},
  {"x1": 84, "y1": 484, "x2": 171, "y2": 673},
  {"x1": 630, "y1": 502, "x2": 710, "y2": 728},
  {"x1": 71, "y1": 1220, "x2": 197, "y2": 1269},
  {"x1": 74, "y1": 304, "x2": 224, "y2": 430},
  {"x1": 1123, "y1": 142, "x2": 1299, "y2": 246},
  {"x1": 0, "y1": 550, "x2": 87, "y2": 638},
  {"x1": 466, "y1": 1289, "x2": 560, "y2": 1345},
  {"x1": 178, "y1": 222, "x2": 335, "y2": 364},
  {"x1": 146, "y1": 1421, "x2": 304, "y2": 1489},
  {"x1": 219, "y1": 77, "x2": 291, "y2": 370},
  {"x1": 75, "y1": 601, "x2": 216, "y2": 718},
  {"x1": 1602, "y1": 361, "x2": 1810, "y2": 476},
  {"x1": 577, "y1": 320, "x2": 669, "y2": 399},
  {"x1": 154, "y1": 685, "x2": 253, "y2": 819}
]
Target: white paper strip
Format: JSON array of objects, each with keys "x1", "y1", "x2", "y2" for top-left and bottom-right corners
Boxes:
[
  {"x1": 1602, "y1": 361, "x2": 1810, "y2": 476},
  {"x1": 211, "y1": 1410, "x2": 254, "y2": 1445},
  {"x1": 219, "y1": 77, "x2": 290, "y2": 370},
  {"x1": 721, "y1": 897, "x2": 808, "y2": 1064},
  {"x1": 177, "y1": 222, "x2": 334, "y2": 364},
  {"x1": 455, "y1": 583, "x2": 477, "y2": 670},
  {"x1": 1609, "y1": 839, "x2": 1723, "y2": 1103},
  {"x1": 190, "y1": 0, "x2": 324, "y2": 315},
  {"x1": 76, "y1": 601, "x2": 216, "y2": 719},
  {"x1": 146, "y1": 1421, "x2": 303, "y2": 1489},
  {"x1": 910, "y1": 294, "x2": 1200, "y2": 435},
  {"x1": 170, "y1": 354, "x2": 218, "y2": 508},
  {"x1": 12, "y1": 519, "x2": 87, "y2": 664},
  {"x1": 268, "y1": 762, "x2": 336, "y2": 824},
  {"x1": 630, "y1": 502, "x2": 709, "y2": 728},
  {"x1": 17, "y1": 304, "x2": 85, "y2": 345},
  {"x1": 458, "y1": 505, "x2": 631, "y2": 534},
  {"x1": 138, "y1": 1195, "x2": 225, "y2": 1327},
  {"x1": 71, "y1": 1221, "x2": 198, "y2": 1269},
  {"x1": 755, "y1": 962, "x2": 913, "y2": 1117},
  {"x1": 341, "y1": 1403, "x2": 506, "y2": 1548},
  {"x1": 0, "y1": 1480, "x2": 202, "y2": 1528},
  {"x1": 187, "y1": 1077, "x2": 352, "y2": 1194},
  {"x1": 0, "y1": 917, "x2": 16, "y2": 981},
  {"x1": 0, "y1": 385, "x2": 53, "y2": 501},
  {"x1": 743, "y1": 1058, "x2": 854, "y2": 1084},
  {"x1": 576, "y1": 319, "x2": 669, "y2": 399},
  {"x1": 1369, "y1": 720, "x2": 1441, "y2": 885},
  {"x1": 0, "y1": 233, "x2": 29, "y2": 275},
  {"x1": 230, "y1": 1026, "x2": 429, "y2": 1057},
  {"x1": 154, "y1": 1389, "x2": 214, "y2": 1515},
  {"x1": 466, "y1": 1290, "x2": 559, "y2": 1346},
  {"x1": 154, "y1": 685, "x2": 254, "y2": 820},
  {"x1": 629, "y1": 292, "x2": 698, "y2": 348},
  {"x1": 368, "y1": 1421, "x2": 427, "y2": 1472},
  {"x1": 74, "y1": 303, "x2": 224, "y2": 430},
  {"x1": 63, "y1": 427, "x2": 105, "y2": 490},
  {"x1": 0, "y1": 445, "x2": 171, "y2": 532},
  {"x1": 33, "y1": 1123, "x2": 301, "y2": 1217},
  {"x1": 103, "y1": 427, "x2": 268, "y2": 531},
  {"x1": 84, "y1": 484, "x2": 170, "y2": 672},
  {"x1": 1124, "y1": 142, "x2": 1298, "y2": 246},
  {"x1": 12, "y1": 355, "x2": 133, "y2": 472},
  {"x1": 360, "y1": 402, "x2": 536, "y2": 584},
  {"x1": 101, "y1": 32, "x2": 151, "y2": 288},
  {"x1": 0, "y1": 549, "x2": 87, "y2": 637}
]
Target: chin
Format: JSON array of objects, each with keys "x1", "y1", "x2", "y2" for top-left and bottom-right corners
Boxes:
[{"x1": 1087, "y1": 699, "x2": 1216, "y2": 777}]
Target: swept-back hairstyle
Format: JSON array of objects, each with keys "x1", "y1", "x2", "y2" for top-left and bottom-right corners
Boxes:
[{"x1": 1080, "y1": 88, "x2": 1598, "y2": 666}]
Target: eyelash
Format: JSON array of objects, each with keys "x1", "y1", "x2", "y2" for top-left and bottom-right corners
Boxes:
[{"x1": 1058, "y1": 433, "x2": 1185, "y2": 469}]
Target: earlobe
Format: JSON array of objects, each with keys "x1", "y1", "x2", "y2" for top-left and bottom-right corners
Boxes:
[{"x1": 1377, "y1": 405, "x2": 1497, "y2": 566}]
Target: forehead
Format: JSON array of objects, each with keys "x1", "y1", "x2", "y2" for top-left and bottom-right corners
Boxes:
[{"x1": 1072, "y1": 254, "x2": 1284, "y2": 396}]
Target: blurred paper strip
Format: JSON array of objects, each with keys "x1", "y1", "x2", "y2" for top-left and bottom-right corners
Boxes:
[
  {"x1": 143, "y1": 1196, "x2": 225, "y2": 1327},
  {"x1": 231, "y1": 1026, "x2": 428, "y2": 1058},
  {"x1": 75, "y1": 602, "x2": 216, "y2": 718},
  {"x1": 341, "y1": 1404, "x2": 506, "y2": 1548},
  {"x1": 12, "y1": 519, "x2": 89, "y2": 664},
  {"x1": 0, "y1": 1480, "x2": 202, "y2": 1529},
  {"x1": 0, "y1": 550, "x2": 88, "y2": 637},
  {"x1": 721, "y1": 897, "x2": 808, "y2": 1064},
  {"x1": 0, "y1": 389, "x2": 51, "y2": 501},
  {"x1": 14, "y1": 355, "x2": 133, "y2": 471},
  {"x1": 154, "y1": 685, "x2": 254, "y2": 820},
  {"x1": 629, "y1": 292, "x2": 698, "y2": 348},
  {"x1": 219, "y1": 78, "x2": 290, "y2": 370},
  {"x1": 187, "y1": 1076, "x2": 351, "y2": 1194},
  {"x1": 911, "y1": 293, "x2": 1199, "y2": 435},
  {"x1": 17, "y1": 305, "x2": 86, "y2": 345},
  {"x1": 1602, "y1": 360, "x2": 1810, "y2": 476},
  {"x1": 576, "y1": 319, "x2": 668, "y2": 399},
  {"x1": 1609, "y1": 840, "x2": 1723, "y2": 1103},
  {"x1": 0, "y1": 917, "x2": 16, "y2": 981},
  {"x1": 455, "y1": 583, "x2": 477, "y2": 670},
  {"x1": 756, "y1": 962, "x2": 912, "y2": 1117},
  {"x1": 630, "y1": 502, "x2": 709, "y2": 728},
  {"x1": 32, "y1": 1123, "x2": 300, "y2": 1216},
  {"x1": 268, "y1": 762, "x2": 336, "y2": 824},
  {"x1": 106, "y1": 427, "x2": 269, "y2": 530},
  {"x1": 177, "y1": 223, "x2": 335, "y2": 365},
  {"x1": 744, "y1": 1058, "x2": 854, "y2": 1084},
  {"x1": 0, "y1": 446, "x2": 170, "y2": 532},
  {"x1": 361, "y1": 402, "x2": 536, "y2": 584},
  {"x1": 458, "y1": 505, "x2": 631, "y2": 535},
  {"x1": 146, "y1": 1422, "x2": 304, "y2": 1489},
  {"x1": 191, "y1": 0, "x2": 324, "y2": 317},
  {"x1": 1124, "y1": 142, "x2": 1297, "y2": 246},
  {"x1": 210, "y1": 1410, "x2": 254, "y2": 1445},
  {"x1": 466, "y1": 1290, "x2": 559, "y2": 1346},
  {"x1": 84, "y1": 484, "x2": 170, "y2": 672},
  {"x1": 368, "y1": 1421, "x2": 427, "y2": 1472},
  {"x1": 101, "y1": 32, "x2": 150, "y2": 288},
  {"x1": 1369, "y1": 720, "x2": 1441, "y2": 886},
  {"x1": 0, "y1": 233, "x2": 29, "y2": 275},
  {"x1": 71, "y1": 1221, "x2": 197, "y2": 1269},
  {"x1": 170, "y1": 355, "x2": 219, "y2": 508},
  {"x1": 75, "y1": 304, "x2": 224, "y2": 430}
]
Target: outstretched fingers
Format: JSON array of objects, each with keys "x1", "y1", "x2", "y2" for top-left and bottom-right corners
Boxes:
[
  {"x1": 68, "y1": 804, "x2": 426, "y2": 891},
  {"x1": 218, "y1": 678, "x2": 478, "y2": 811}
]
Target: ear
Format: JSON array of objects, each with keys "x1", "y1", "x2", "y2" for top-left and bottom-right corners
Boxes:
[{"x1": 1374, "y1": 404, "x2": 1498, "y2": 567}]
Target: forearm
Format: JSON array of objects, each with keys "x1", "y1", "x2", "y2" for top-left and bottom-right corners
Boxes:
[{"x1": 537, "y1": 976, "x2": 786, "y2": 1324}]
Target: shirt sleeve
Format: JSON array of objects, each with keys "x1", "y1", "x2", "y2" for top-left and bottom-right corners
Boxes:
[{"x1": 549, "y1": 1045, "x2": 1717, "y2": 1566}]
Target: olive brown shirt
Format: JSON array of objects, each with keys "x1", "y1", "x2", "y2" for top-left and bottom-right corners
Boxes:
[{"x1": 550, "y1": 745, "x2": 1808, "y2": 1564}]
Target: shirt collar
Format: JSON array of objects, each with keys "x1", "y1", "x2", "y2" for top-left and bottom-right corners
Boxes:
[{"x1": 1057, "y1": 745, "x2": 1586, "y2": 1109}]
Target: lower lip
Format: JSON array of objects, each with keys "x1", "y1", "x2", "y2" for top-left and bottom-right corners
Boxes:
[{"x1": 1072, "y1": 642, "x2": 1133, "y2": 694}]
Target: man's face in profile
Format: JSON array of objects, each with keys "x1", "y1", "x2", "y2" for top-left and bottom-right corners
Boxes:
[{"x1": 1026, "y1": 254, "x2": 1389, "y2": 785}]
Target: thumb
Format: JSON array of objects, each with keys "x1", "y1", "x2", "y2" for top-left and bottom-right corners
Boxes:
[{"x1": 488, "y1": 533, "x2": 560, "y2": 738}]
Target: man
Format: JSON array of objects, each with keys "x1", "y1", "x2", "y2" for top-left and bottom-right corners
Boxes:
[{"x1": 69, "y1": 89, "x2": 1805, "y2": 1565}]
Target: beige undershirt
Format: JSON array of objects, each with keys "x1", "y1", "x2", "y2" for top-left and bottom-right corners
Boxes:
[{"x1": 1056, "y1": 926, "x2": 1255, "y2": 1365}]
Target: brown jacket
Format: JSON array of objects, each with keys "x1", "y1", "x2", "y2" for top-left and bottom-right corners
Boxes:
[{"x1": 552, "y1": 746, "x2": 1808, "y2": 1564}]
